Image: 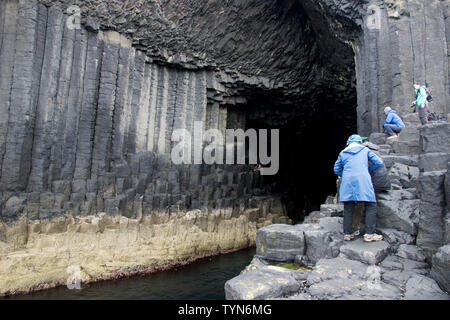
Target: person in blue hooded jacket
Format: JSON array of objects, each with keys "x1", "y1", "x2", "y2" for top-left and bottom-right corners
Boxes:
[
  {"x1": 334, "y1": 135, "x2": 384, "y2": 242},
  {"x1": 382, "y1": 106, "x2": 405, "y2": 139}
]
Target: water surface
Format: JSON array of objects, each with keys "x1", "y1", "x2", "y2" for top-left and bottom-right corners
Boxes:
[{"x1": 5, "y1": 248, "x2": 255, "y2": 300}]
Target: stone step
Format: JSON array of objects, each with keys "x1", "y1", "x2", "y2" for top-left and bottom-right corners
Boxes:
[
  {"x1": 404, "y1": 275, "x2": 449, "y2": 300},
  {"x1": 339, "y1": 238, "x2": 390, "y2": 265},
  {"x1": 377, "y1": 199, "x2": 420, "y2": 236},
  {"x1": 377, "y1": 228, "x2": 415, "y2": 251},
  {"x1": 396, "y1": 244, "x2": 427, "y2": 262},
  {"x1": 388, "y1": 138, "x2": 420, "y2": 155},
  {"x1": 381, "y1": 155, "x2": 418, "y2": 168},
  {"x1": 376, "y1": 189, "x2": 418, "y2": 202},
  {"x1": 388, "y1": 162, "x2": 419, "y2": 189},
  {"x1": 401, "y1": 113, "x2": 422, "y2": 126},
  {"x1": 368, "y1": 132, "x2": 387, "y2": 145},
  {"x1": 306, "y1": 257, "x2": 402, "y2": 299},
  {"x1": 419, "y1": 153, "x2": 450, "y2": 172},
  {"x1": 225, "y1": 265, "x2": 302, "y2": 300},
  {"x1": 319, "y1": 203, "x2": 343, "y2": 216}
]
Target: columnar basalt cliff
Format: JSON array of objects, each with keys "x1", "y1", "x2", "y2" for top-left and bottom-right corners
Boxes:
[{"x1": 0, "y1": 0, "x2": 449, "y2": 295}]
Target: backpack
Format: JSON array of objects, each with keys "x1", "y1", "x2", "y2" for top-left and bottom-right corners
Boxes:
[
  {"x1": 425, "y1": 87, "x2": 433, "y2": 102},
  {"x1": 427, "y1": 112, "x2": 447, "y2": 122}
]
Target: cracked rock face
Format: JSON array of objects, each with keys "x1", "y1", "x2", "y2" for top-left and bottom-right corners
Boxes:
[{"x1": 1, "y1": 0, "x2": 450, "y2": 297}]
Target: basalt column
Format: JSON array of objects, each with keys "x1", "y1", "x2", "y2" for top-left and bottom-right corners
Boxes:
[{"x1": 0, "y1": 1, "x2": 289, "y2": 295}]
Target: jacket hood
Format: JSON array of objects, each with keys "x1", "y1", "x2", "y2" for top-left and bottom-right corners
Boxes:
[
  {"x1": 342, "y1": 145, "x2": 366, "y2": 155},
  {"x1": 387, "y1": 110, "x2": 397, "y2": 115}
]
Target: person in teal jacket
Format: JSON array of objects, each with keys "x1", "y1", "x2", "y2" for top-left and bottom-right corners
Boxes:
[
  {"x1": 333, "y1": 135, "x2": 384, "y2": 242},
  {"x1": 382, "y1": 107, "x2": 405, "y2": 139},
  {"x1": 413, "y1": 82, "x2": 429, "y2": 125}
]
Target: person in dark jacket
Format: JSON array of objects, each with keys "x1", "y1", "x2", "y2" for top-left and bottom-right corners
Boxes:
[
  {"x1": 383, "y1": 107, "x2": 405, "y2": 139},
  {"x1": 334, "y1": 135, "x2": 384, "y2": 242},
  {"x1": 365, "y1": 141, "x2": 391, "y2": 191}
]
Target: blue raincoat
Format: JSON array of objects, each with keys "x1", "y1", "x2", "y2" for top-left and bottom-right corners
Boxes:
[
  {"x1": 334, "y1": 144, "x2": 383, "y2": 202},
  {"x1": 383, "y1": 110, "x2": 405, "y2": 128}
]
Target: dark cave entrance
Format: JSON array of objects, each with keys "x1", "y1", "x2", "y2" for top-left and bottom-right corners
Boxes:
[{"x1": 241, "y1": 89, "x2": 357, "y2": 223}]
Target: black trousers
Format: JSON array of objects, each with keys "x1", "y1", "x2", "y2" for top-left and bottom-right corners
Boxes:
[{"x1": 343, "y1": 201, "x2": 377, "y2": 235}]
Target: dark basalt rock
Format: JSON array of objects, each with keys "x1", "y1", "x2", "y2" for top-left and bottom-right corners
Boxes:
[
  {"x1": 224, "y1": 265, "x2": 302, "y2": 300},
  {"x1": 255, "y1": 224, "x2": 306, "y2": 262},
  {"x1": 339, "y1": 239, "x2": 390, "y2": 265},
  {"x1": 404, "y1": 275, "x2": 449, "y2": 300},
  {"x1": 430, "y1": 245, "x2": 450, "y2": 293}
]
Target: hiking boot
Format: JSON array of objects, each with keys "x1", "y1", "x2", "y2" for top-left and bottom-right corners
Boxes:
[
  {"x1": 344, "y1": 234, "x2": 355, "y2": 241},
  {"x1": 364, "y1": 233, "x2": 383, "y2": 242},
  {"x1": 387, "y1": 135, "x2": 398, "y2": 140}
]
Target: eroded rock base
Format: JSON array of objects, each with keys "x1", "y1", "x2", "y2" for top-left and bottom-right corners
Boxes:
[{"x1": 0, "y1": 199, "x2": 290, "y2": 296}]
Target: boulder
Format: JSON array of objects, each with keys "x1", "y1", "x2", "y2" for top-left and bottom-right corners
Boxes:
[
  {"x1": 300, "y1": 217, "x2": 344, "y2": 265},
  {"x1": 417, "y1": 171, "x2": 446, "y2": 206},
  {"x1": 416, "y1": 201, "x2": 446, "y2": 259},
  {"x1": 307, "y1": 257, "x2": 402, "y2": 300},
  {"x1": 404, "y1": 275, "x2": 449, "y2": 300},
  {"x1": 376, "y1": 189, "x2": 417, "y2": 202},
  {"x1": 303, "y1": 211, "x2": 330, "y2": 224},
  {"x1": 377, "y1": 228, "x2": 415, "y2": 251},
  {"x1": 369, "y1": 133, "x2": 387, "y2": 145},
  {"x1": 380, "y1": 255, "x2": 430, "y2": 288},
  {"x1": 255, "y1": 224, "x2": 305, "y2": 262},
  {"x1": 418, "y1": 153, "x2": 450, "y2": 172},
  {"x1": 389, "y1": 126, "x2": 420, "y2": 154},
  {"x1": 381, "y1": 155, "x2": 418, "y2": 169},
  {"x1": 319, "y1": 204, "x2": 344, "y2": 216},
  {"x1": 2, "y1": 196, "x2": 27, "y2": 219},
  {"x1": 307, "y1": 257, "x2": 367, "y2": 285},
  {"x1": 224, "y1": 265, "x2": 301, "y2": 300},
  {"x1": 430, "y1": 245, "x2": 450, "y2": 293},
  {"x1": 388, "y1": 163, "x2": 418, "y2": 189},
  {"x1": 339, "y1": 239, "x2": 390, "y2": 265},
  {"x1": 419, "y1": 122, "x2": 450, "y2": 153},
  {"x1": 396, "y1": 244, "x2": 427, "y2": 262},
  {"x1": 377, "y1": 199, "x2": 420, "y2": 235},
  {"x1": 401, "y1": 113, "x2": 422, "y2": 126}
]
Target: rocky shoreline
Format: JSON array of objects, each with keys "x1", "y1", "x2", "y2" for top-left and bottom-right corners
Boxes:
[
  {"x1": 2, "y1": 243, "x2": 254, "y2": 297},
  {"x1": 225, "y1": 117, "x2": 450, "y2": 300},
  {"x1": 0, "y1": 202, "x2": 290, "y2": 296}
]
